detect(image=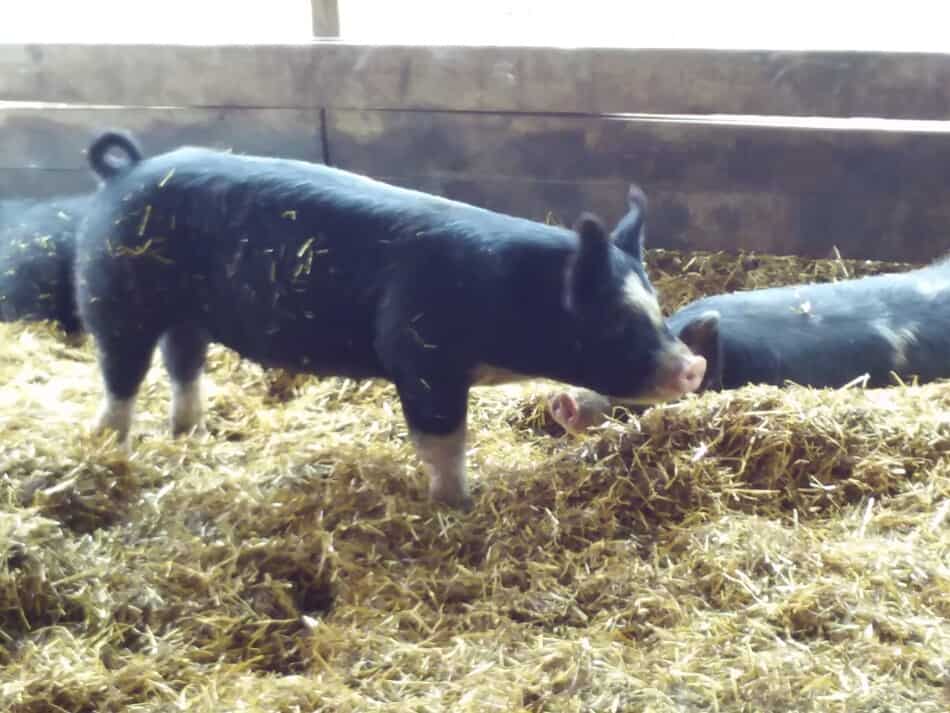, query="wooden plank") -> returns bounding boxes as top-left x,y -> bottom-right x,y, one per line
311,0 -> 340,37
327,110 -> 950,188
352,174 -> 811,256
327,110 -> 950,263
0,106 -> 323,171
0,44 -> 317,108
0,168 -> 93,199
4,43 -> 950,118
347,173 -> 949,264
315,47 -> 950,119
